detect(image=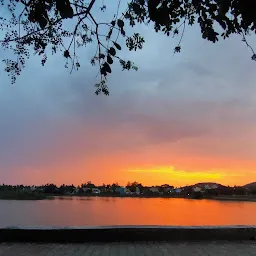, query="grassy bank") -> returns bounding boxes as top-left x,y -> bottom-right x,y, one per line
0,191 -> 51,200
